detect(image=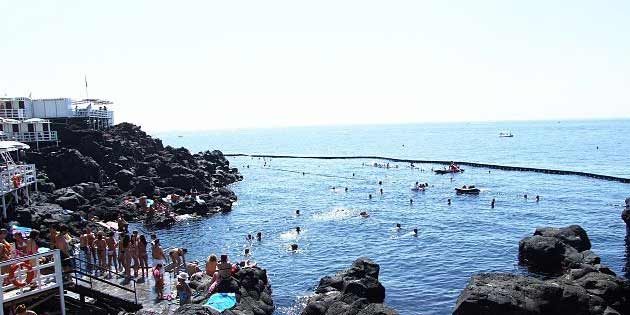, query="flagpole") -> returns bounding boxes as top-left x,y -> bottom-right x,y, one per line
84,75 -> 89,99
